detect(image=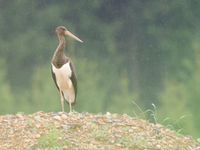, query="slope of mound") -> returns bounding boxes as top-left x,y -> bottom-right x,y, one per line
0,111 -> 199,150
